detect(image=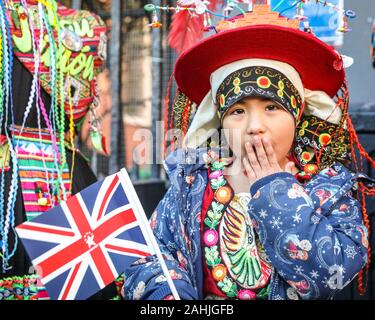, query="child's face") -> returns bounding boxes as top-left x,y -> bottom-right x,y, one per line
222,97 -> 295,166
